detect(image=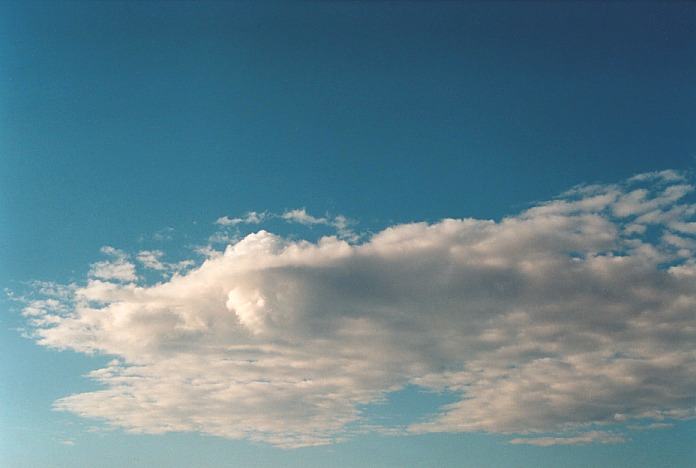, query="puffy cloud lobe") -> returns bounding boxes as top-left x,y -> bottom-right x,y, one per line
24,172 -> 696,447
